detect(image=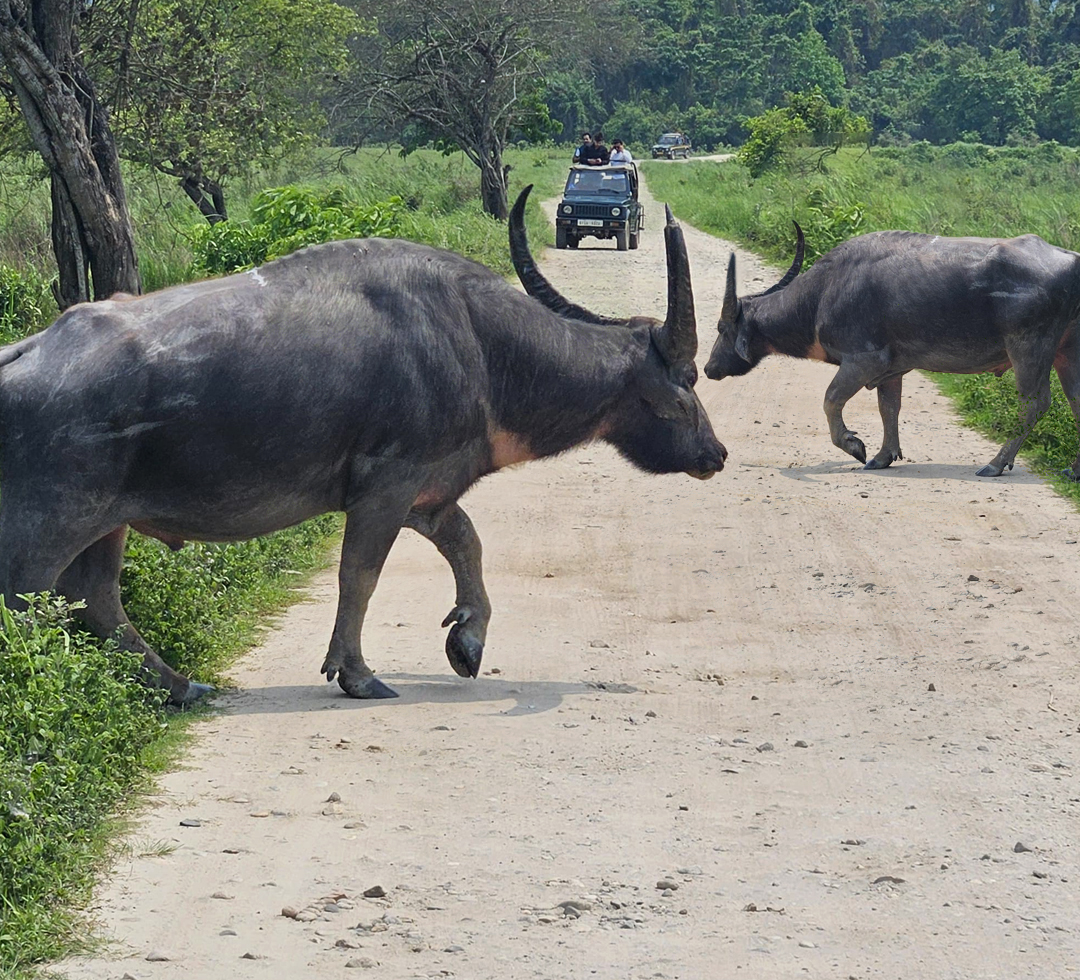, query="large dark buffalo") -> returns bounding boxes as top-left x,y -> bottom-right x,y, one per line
704,227 -> 1080,477
0,186 -> 725,703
